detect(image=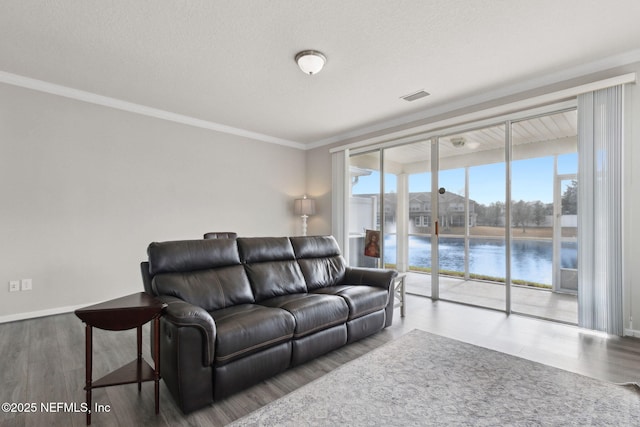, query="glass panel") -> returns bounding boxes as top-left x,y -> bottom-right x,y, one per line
510,155 -> 554,288
469,162 -> 506,285
438,167 -> 466,276
559,177 -> 578,292
510,110 -> 578,324
438,125 -> 506,310
349,151 -> 381,268
408,171 -> 432,297
383,141 -> 432,297
383,171 -> 397,270
558,154 -> 578,293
